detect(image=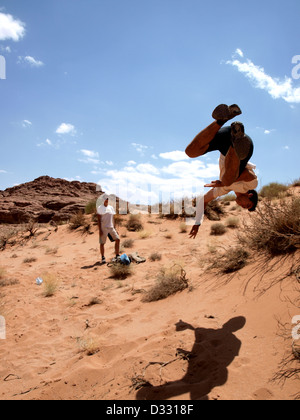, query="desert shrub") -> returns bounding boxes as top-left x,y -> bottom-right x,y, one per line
210,223 -> 227,236
85,199 -> 97,215
238,198 -> 300,256
139,230 -> 152,239
149,252 -> 162,261
205,200 -> 225,221
291,178 -> 300,187
109,262 -> 133,280
225,217 -> 240,229
78,337 -> 100,356
210,247 -> 249,273
179,222 -> 188,233
69,211 -> 86,230
143,264 -> 188,302
23,257 -> 37,264
122,238 -> 134,249
126,214 -> 143,232
259,182 -> 288,199
43,273 -> 59,297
